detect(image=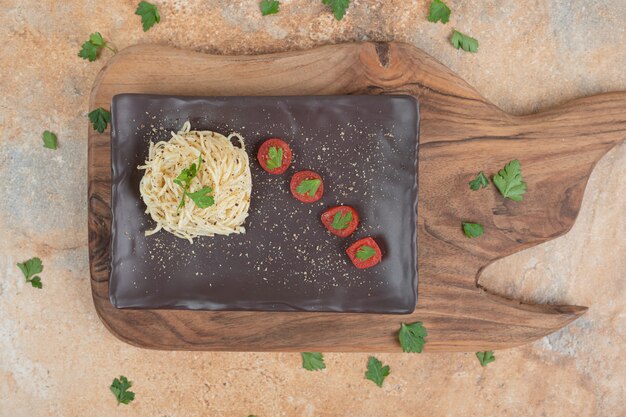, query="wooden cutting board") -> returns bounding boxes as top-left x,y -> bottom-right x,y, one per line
88,42 -> 626,352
